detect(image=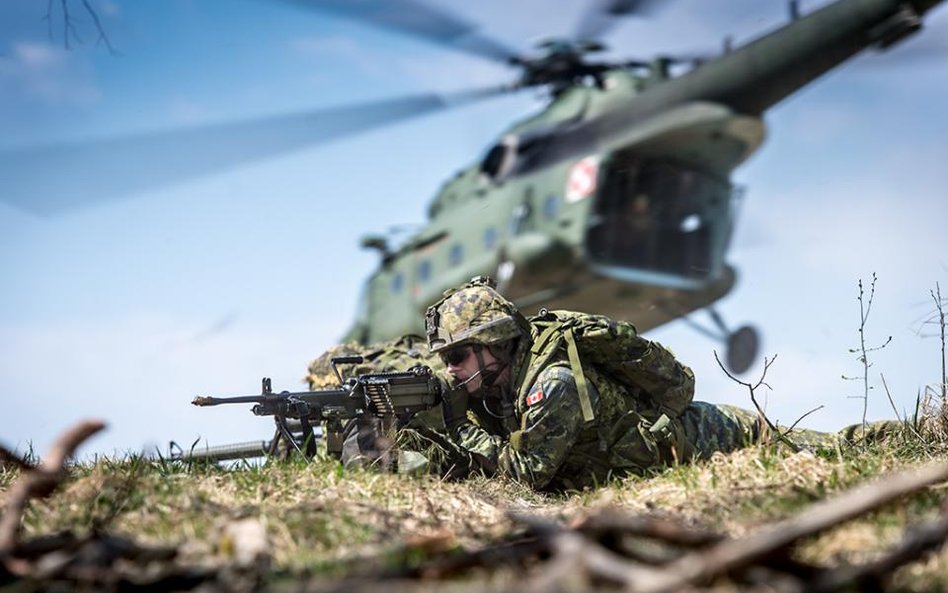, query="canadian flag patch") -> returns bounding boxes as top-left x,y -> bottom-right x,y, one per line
526,388 -> 544,407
